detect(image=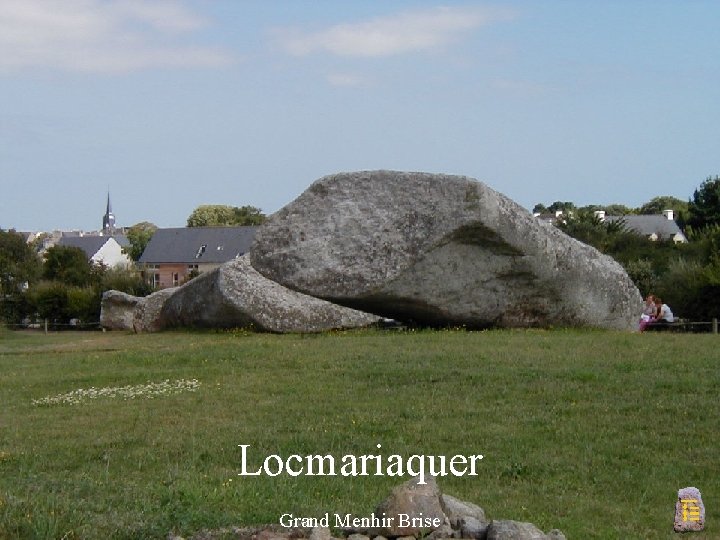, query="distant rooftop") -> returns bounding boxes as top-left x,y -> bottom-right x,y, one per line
138,226 -> 258,264
57,235 -> 129,258
605,214 -> 686,242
